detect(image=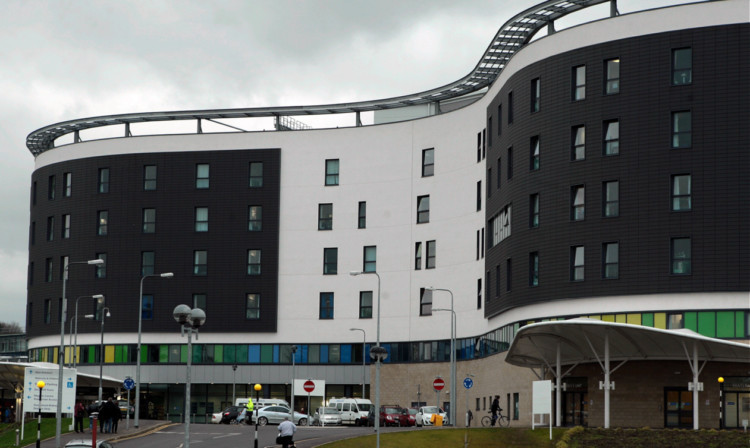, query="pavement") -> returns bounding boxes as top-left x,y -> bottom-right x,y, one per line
26,419 -> 174,448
